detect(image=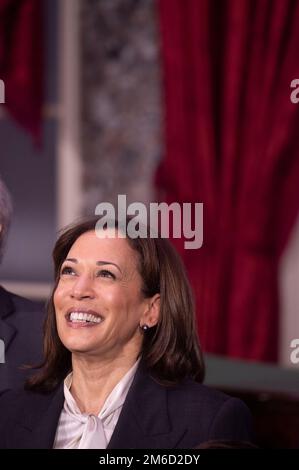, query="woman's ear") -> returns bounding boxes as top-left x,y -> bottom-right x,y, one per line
141,294 -> 160,328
